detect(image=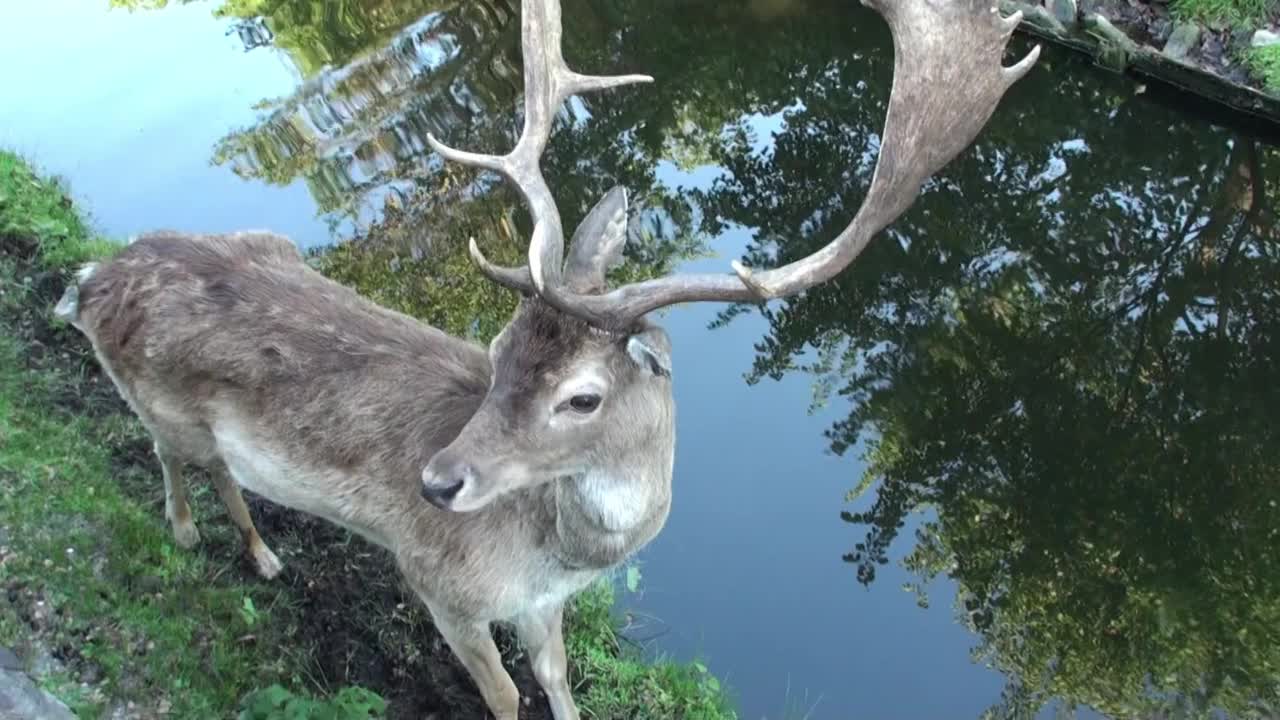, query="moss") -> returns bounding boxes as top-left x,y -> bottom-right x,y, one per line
0,149 -> 737,718
1169,0 -> 1273,26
